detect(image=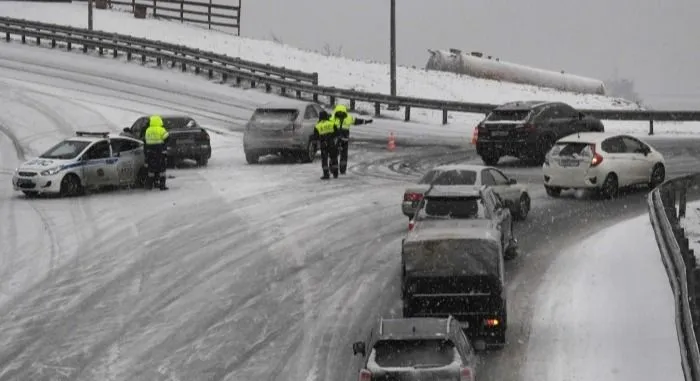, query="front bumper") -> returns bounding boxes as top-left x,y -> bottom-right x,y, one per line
12,172 -> 63,194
